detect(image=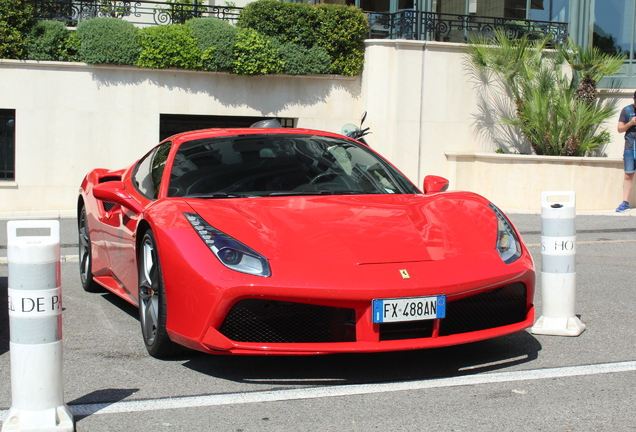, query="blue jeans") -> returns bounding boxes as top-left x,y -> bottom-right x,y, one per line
624,147 -> 635,174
